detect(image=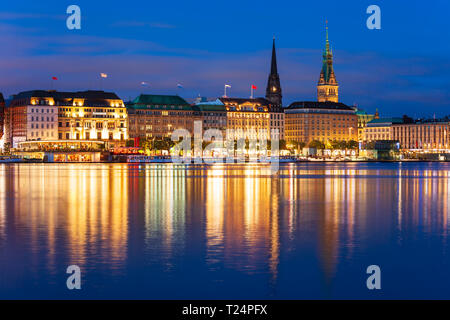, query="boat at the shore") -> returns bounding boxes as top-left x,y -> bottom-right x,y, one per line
0,155 -> 26,163
126,155 -> 172,163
